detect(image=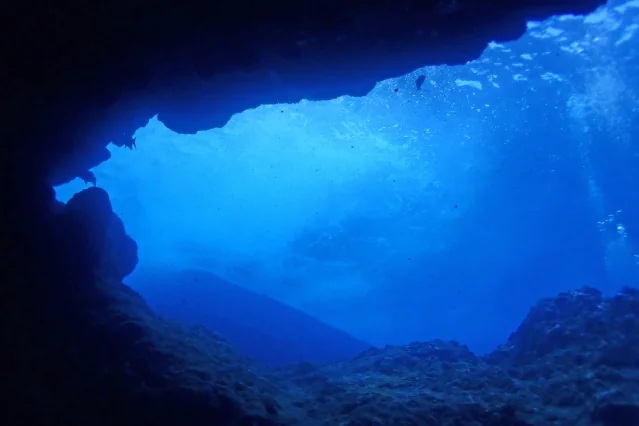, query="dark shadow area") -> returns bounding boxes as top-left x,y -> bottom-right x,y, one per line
6,0 -> 636,425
